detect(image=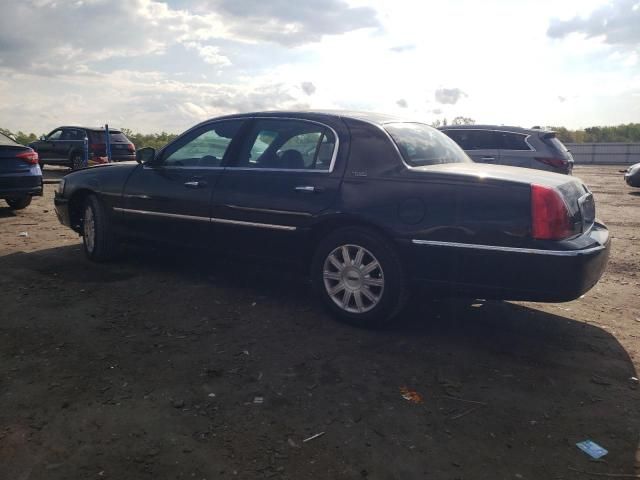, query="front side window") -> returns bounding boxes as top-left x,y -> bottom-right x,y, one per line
384,123 -> 470,167
61,129 -> 82,141
163,120 -> 243,167
236,119 -> 336,170
498,132 -> 530,150
47,130 -> 63,141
